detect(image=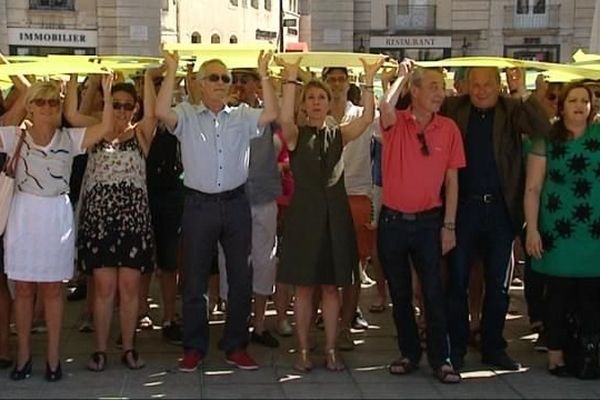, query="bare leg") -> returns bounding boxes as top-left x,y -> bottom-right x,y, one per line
294,286 -> 315,351
321,285 -> 344,370
0,274 -> 11,361
13,281 -> 35,368
253,294 -> 268,333
274,283 -> 290,323
118,268 -> 141,352
92,268 -> 117,352
370,235 -> 387,308
39,282 -> 64,368
159,270 -> 177,323
138,272 -> 152,318
339,280 -> 360,329
548,349 -> 565,368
